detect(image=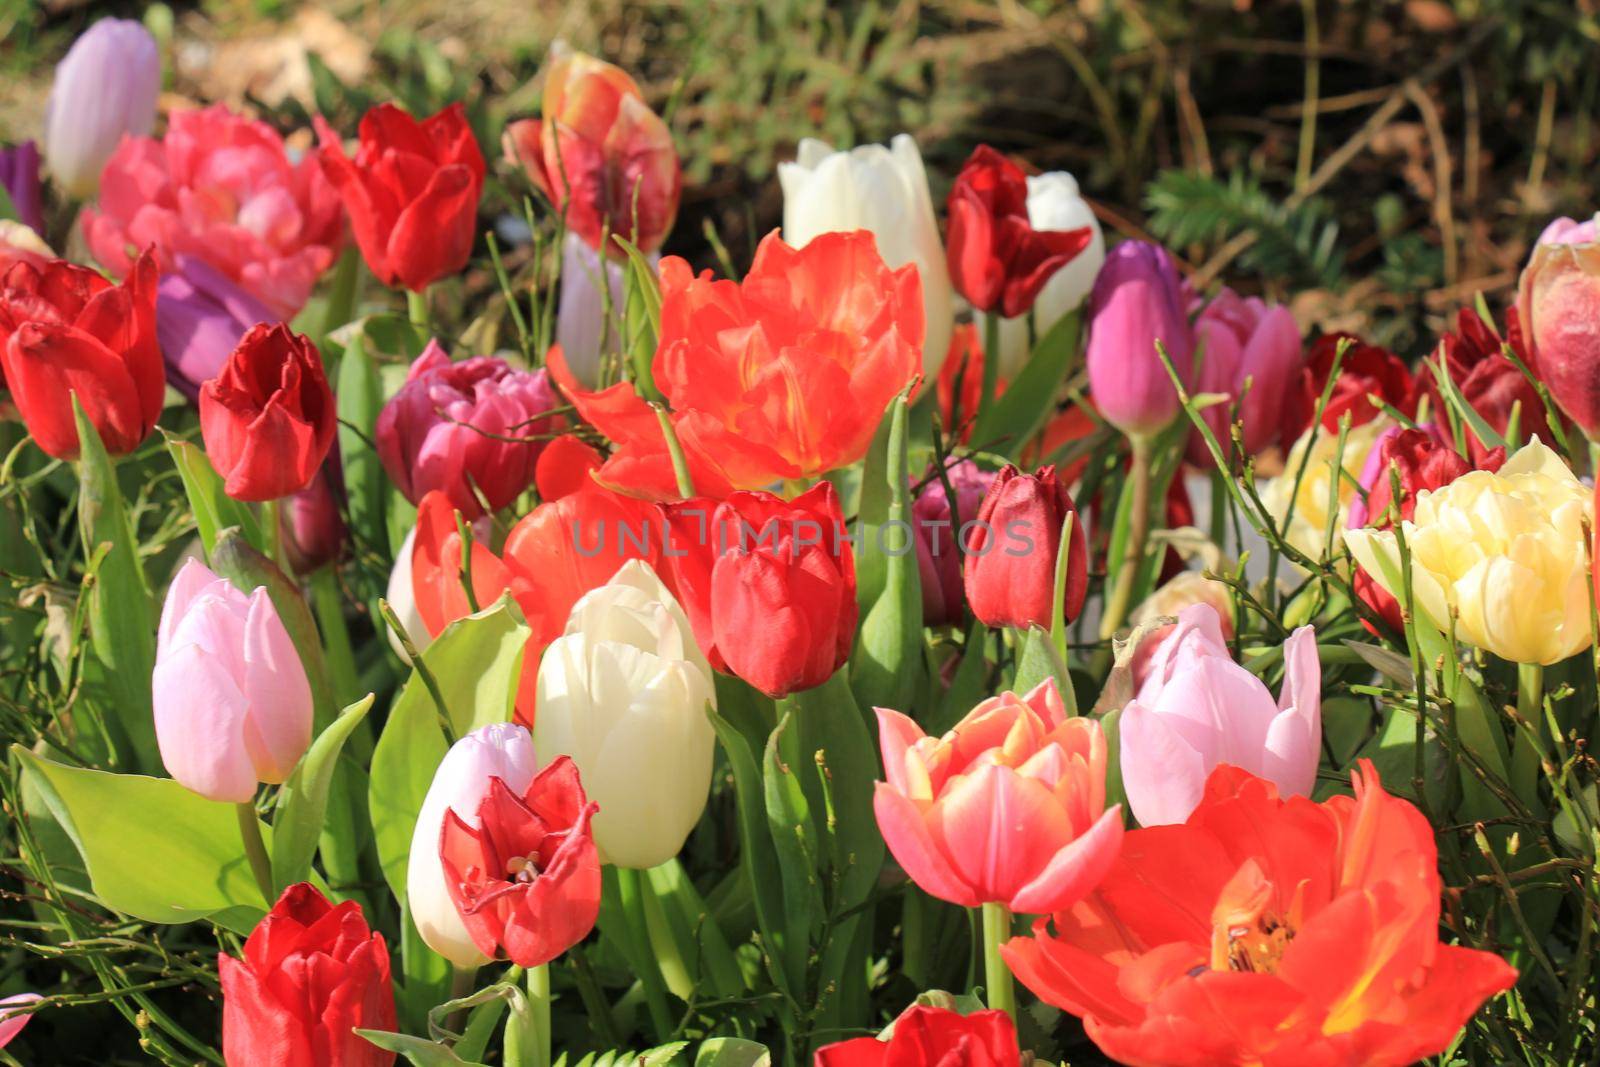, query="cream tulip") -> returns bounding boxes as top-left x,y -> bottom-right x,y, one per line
779,134 -> 953,376
1259,417 -> 1388,565
975,171 -> 1107,378
1344,439 -> 1593,665
534,560 -> 715,869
